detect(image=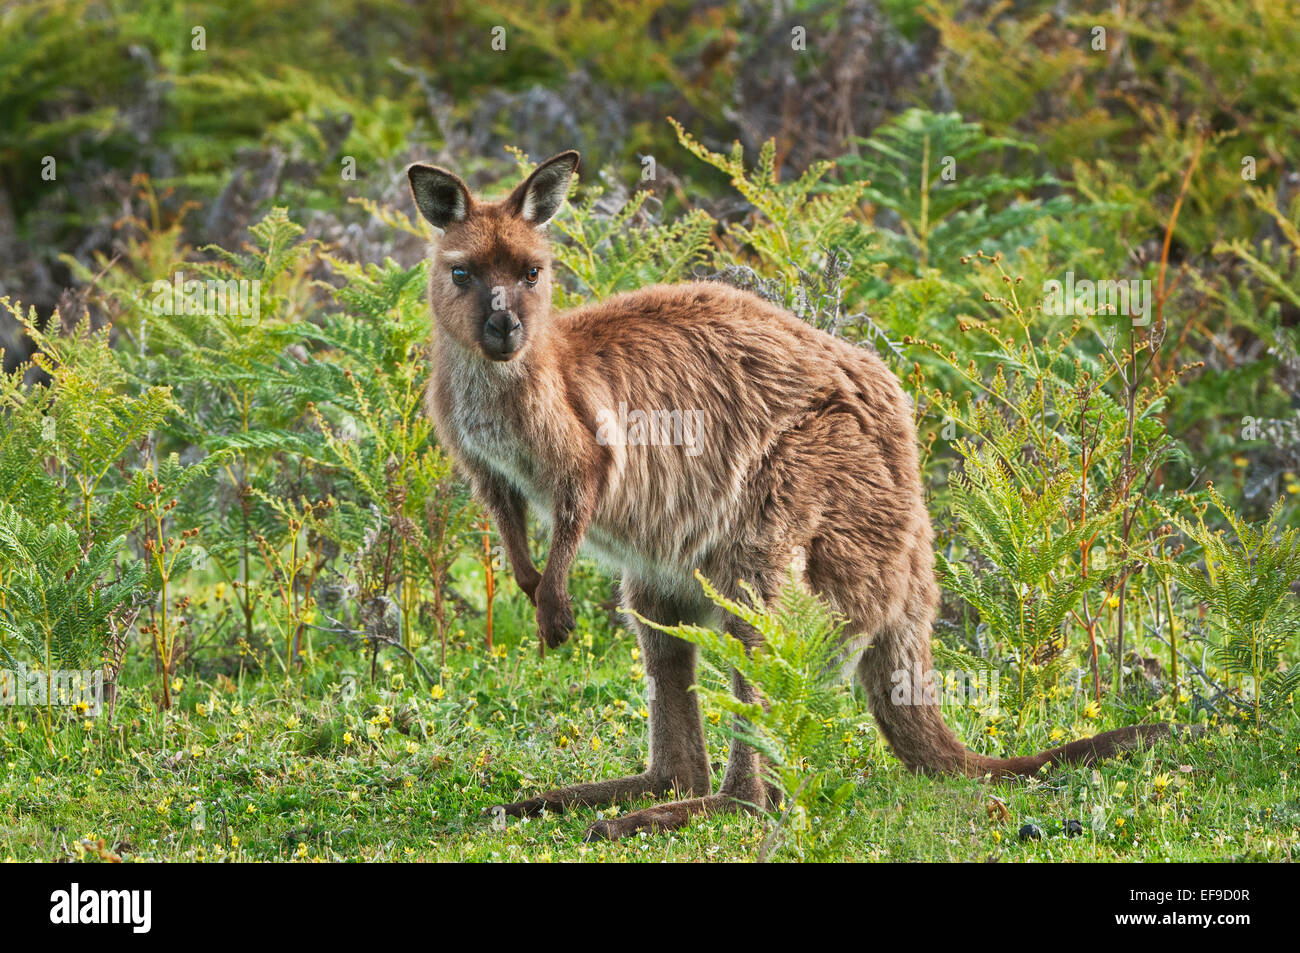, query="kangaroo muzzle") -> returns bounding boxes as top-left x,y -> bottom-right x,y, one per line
482,310 -> 524,360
